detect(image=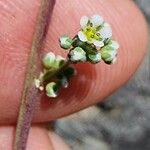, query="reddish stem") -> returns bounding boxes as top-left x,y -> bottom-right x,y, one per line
14,0 -> 55,149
